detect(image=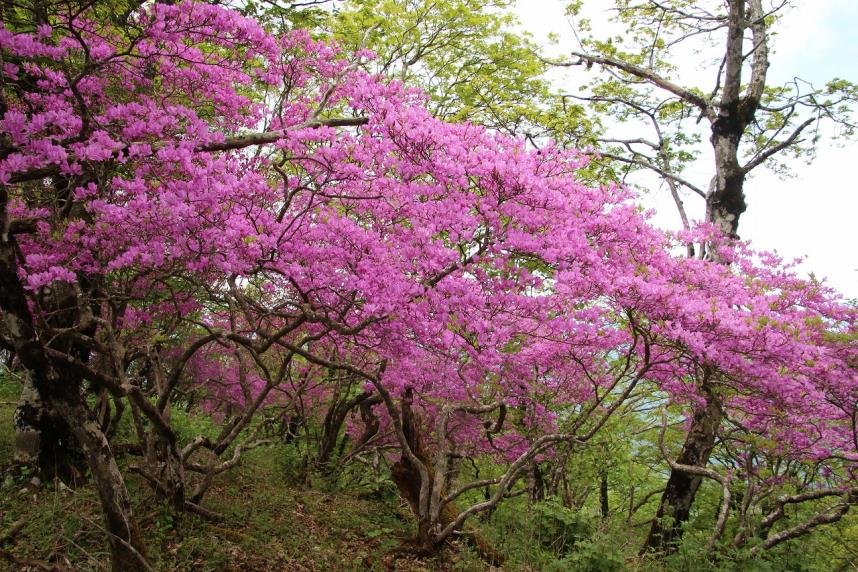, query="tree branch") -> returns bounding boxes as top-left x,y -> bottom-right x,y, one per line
596,151 -> 706,198
547,52 -> 713,117
741,116 -> 815,173
200,117 -> 368,152
658,409 -> 731,552
752,490 -> 855,554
